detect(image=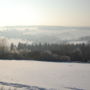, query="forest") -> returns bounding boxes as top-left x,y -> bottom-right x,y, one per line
0,38 -> 90,62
